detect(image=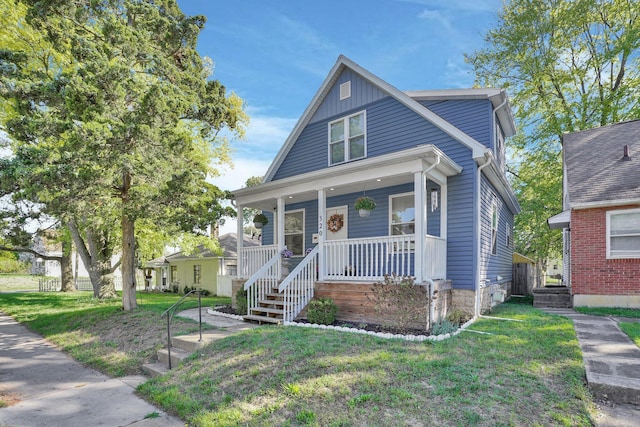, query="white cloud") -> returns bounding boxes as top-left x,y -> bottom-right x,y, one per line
418,9 -> 452,30
399,0 -> 500,13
